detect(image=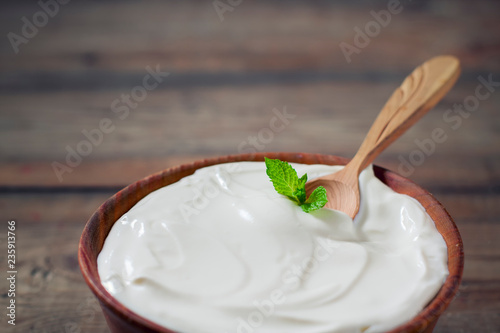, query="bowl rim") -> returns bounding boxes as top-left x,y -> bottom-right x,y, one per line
78,152 -> 464,333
